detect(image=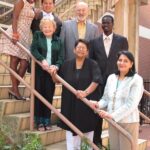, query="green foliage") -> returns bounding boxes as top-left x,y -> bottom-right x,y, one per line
21,134 -> 44,150
80,137 -> 91,150
0,130 -> 44,150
